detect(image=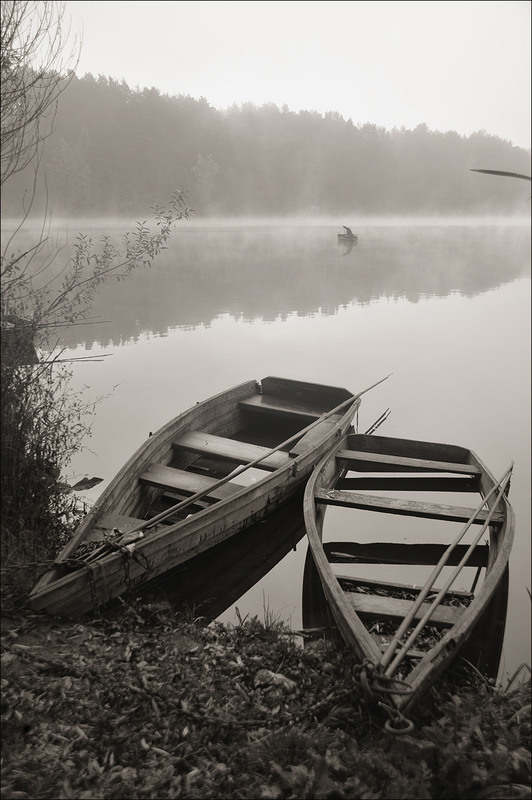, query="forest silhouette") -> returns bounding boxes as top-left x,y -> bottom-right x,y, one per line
2,74 -> 530,219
